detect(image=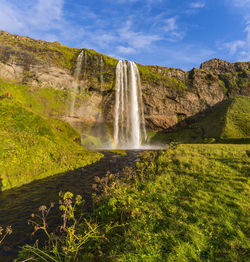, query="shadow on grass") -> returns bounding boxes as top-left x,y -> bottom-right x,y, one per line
150,98 -> 250,144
